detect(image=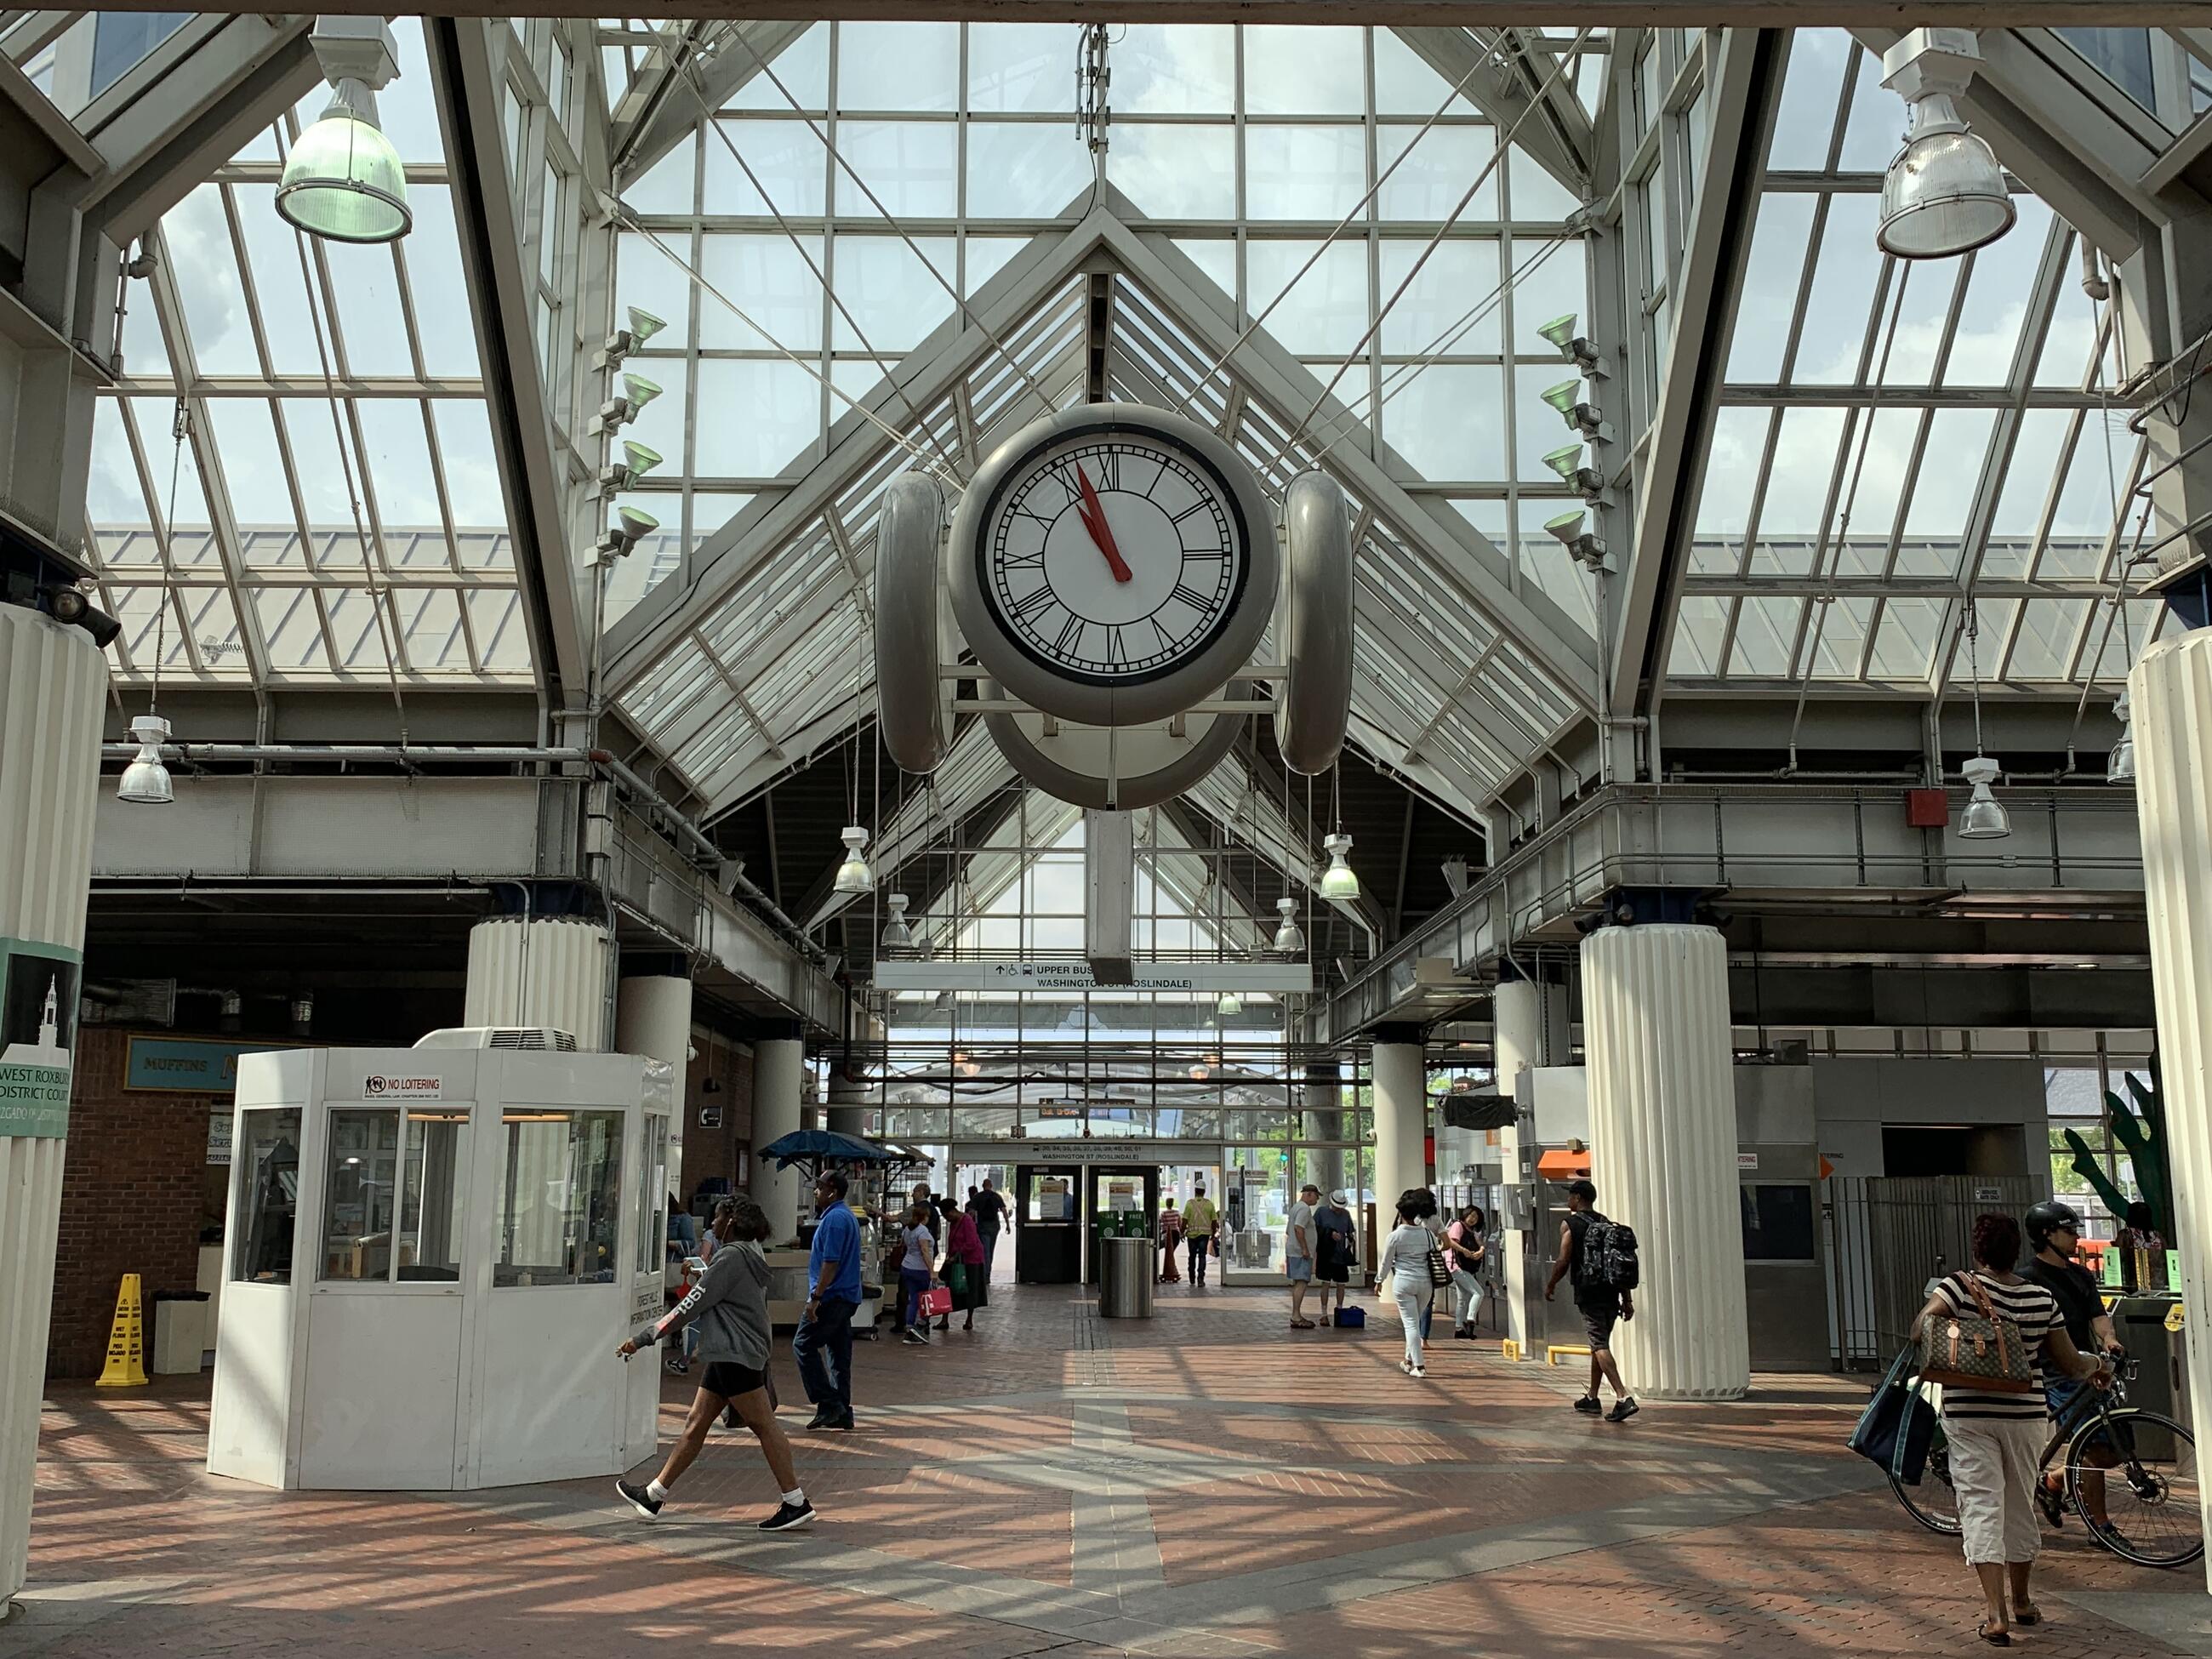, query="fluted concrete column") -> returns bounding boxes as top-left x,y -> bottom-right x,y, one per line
1493,974 -> 1567,1354
750,1037 -> 806,1245
615,974 -> 692,1195
465,915 -> 613,1049
1495,976 -> 1570,1095
1371,1034 -> 1428,1211
826,1072 -> 869,1138
1582,923 -> 1747,1401
0,605 -> 106,1609
1303,1061 -> 1346,1198
2129,627 -> 2212,1589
